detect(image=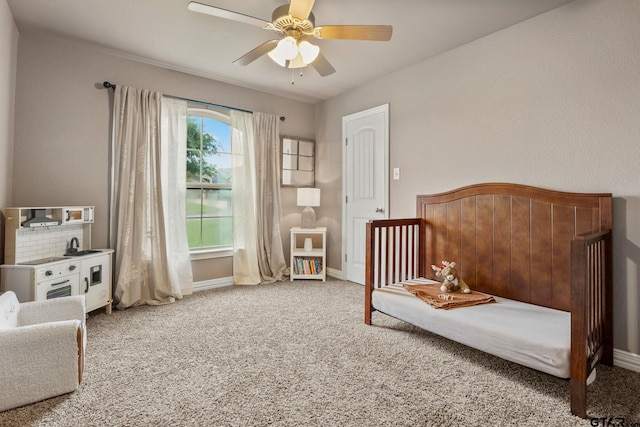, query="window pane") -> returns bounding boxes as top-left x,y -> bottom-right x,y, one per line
299,140 -> 314,156
187,117 -> 203,150
186,150 -> 202,183
283,138 -> 297,155
283,154 -> 297,170
202,217 -> 233,247
202,189 -> 232,216
203,117 -> 231,153
203,152 -> 232,184
298,156 -> 314,171
186,189 -> 203,216
186,218 -> 202,248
